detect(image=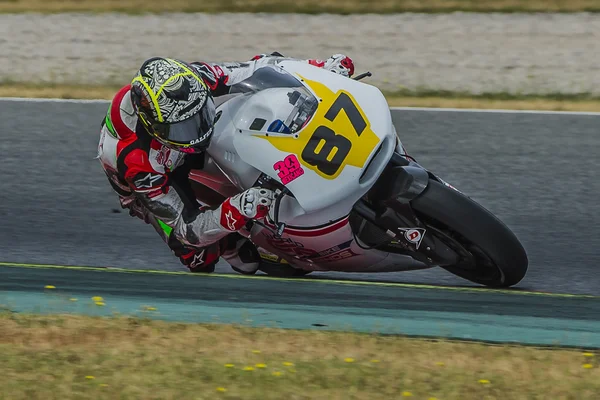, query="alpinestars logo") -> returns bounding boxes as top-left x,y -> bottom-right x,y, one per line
134,173 -> 164,189
189,250 -> 205,269
225,210 -> 237,231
